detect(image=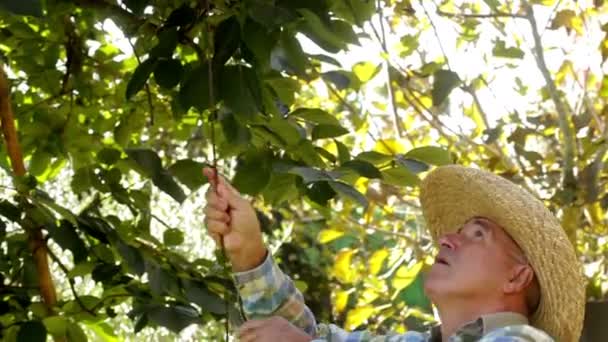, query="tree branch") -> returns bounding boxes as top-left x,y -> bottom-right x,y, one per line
0,65 -> 59,319
524,3 -> 576,189
372,0 -> 406,139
